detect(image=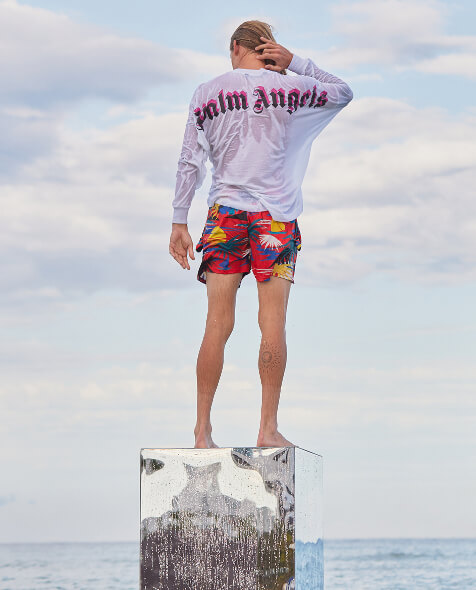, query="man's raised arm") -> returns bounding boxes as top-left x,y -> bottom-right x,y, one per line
287,53 -> 353,107
255,36 -> 353,107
